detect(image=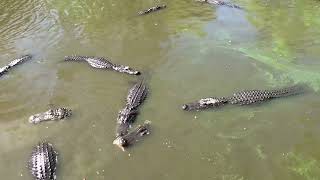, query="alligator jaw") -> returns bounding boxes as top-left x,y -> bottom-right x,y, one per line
112,65 -> 140,75
113,137 -> 126,151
